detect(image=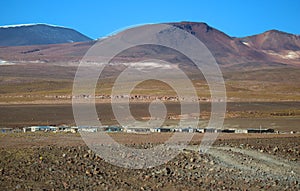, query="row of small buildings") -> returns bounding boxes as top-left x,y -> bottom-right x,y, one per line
124,127 -> 275,134
22,126 -> 79,133
10,126 -> 276,134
